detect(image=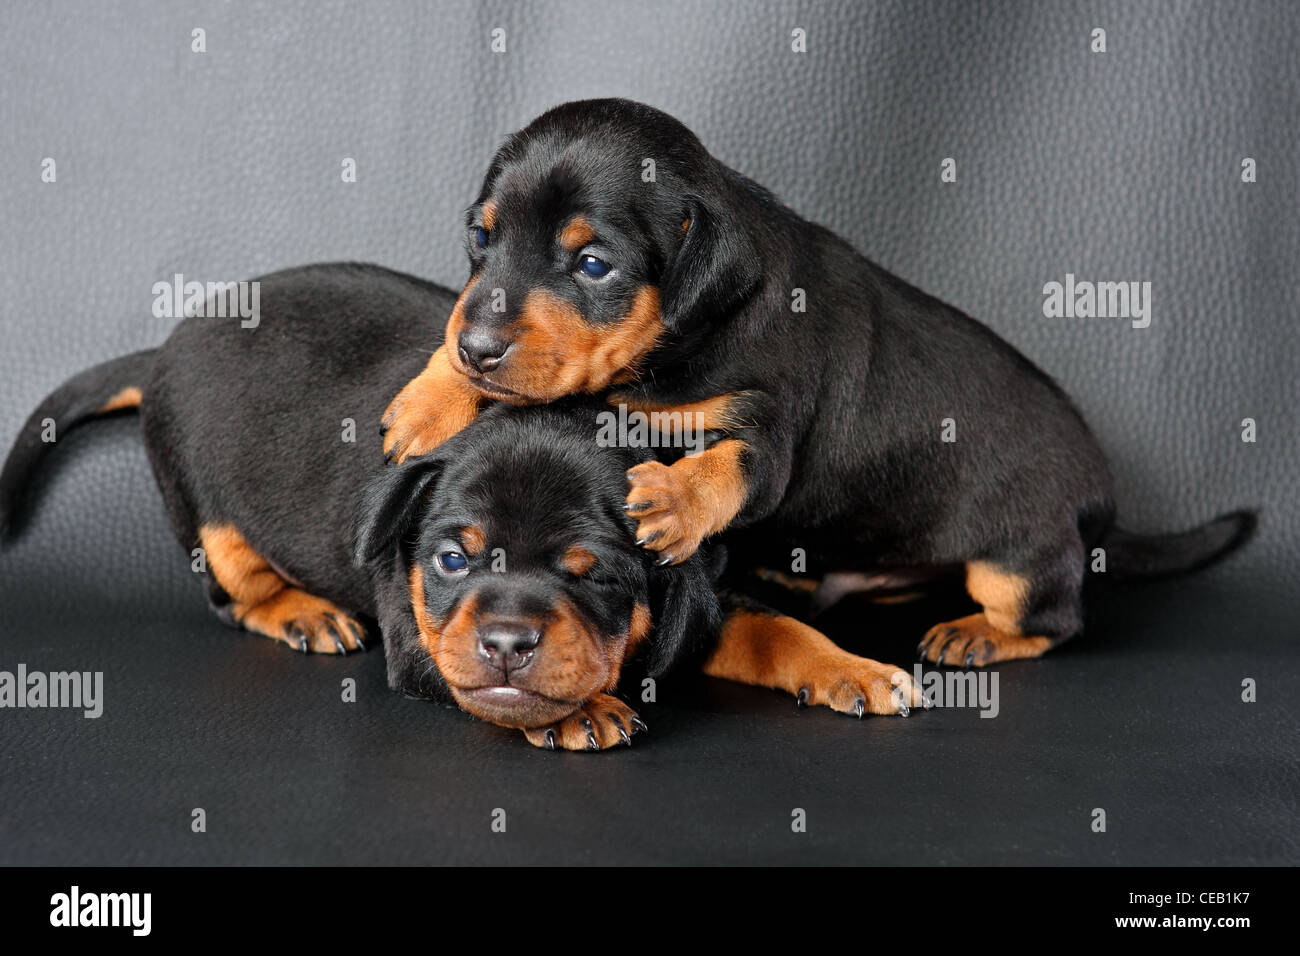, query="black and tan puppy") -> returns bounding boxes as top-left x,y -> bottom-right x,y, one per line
1,263 -> 927,745
0,264 -> 732,749
382,98 -> 1255,692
